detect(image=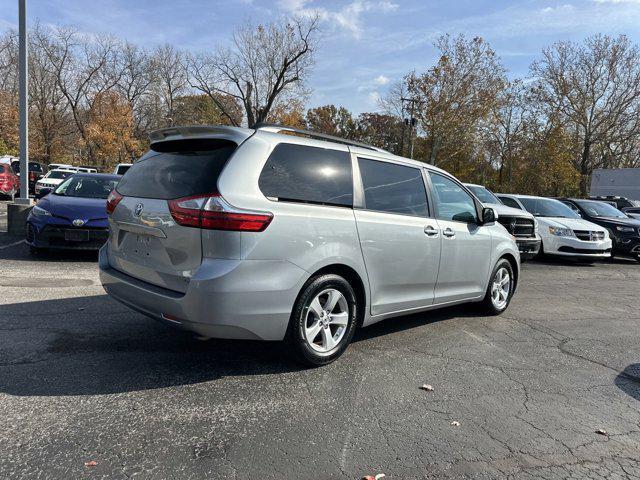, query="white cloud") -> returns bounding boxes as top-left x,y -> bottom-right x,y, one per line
278,0 -> 399,38
373,74 -> 390,85
367,90 -> 381,105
